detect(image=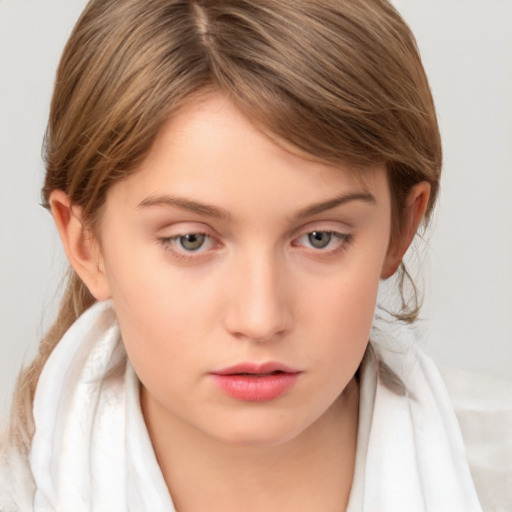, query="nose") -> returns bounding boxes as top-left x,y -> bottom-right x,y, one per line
223,251 -> 292,343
